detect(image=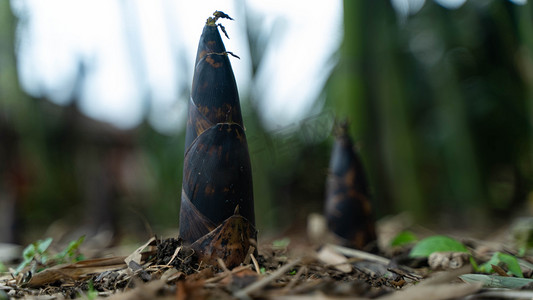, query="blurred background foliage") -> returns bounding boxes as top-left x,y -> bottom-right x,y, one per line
1,0 -> 532,246
328,0 -> 533,228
